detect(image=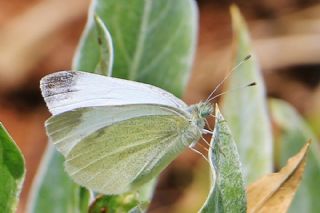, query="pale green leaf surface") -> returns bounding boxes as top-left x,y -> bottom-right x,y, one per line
70,1 -> 198,211
39,1 -> 197,211
73,0 -> 198,97
221,5 -> 273,183
88,194 -> 139,213
89,179 -> 155,213
270,99 -> 320,213
28,5 -> 114,212
26,144 -> 90,213
200,105 -> 246,213
0,123 -> 25,213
